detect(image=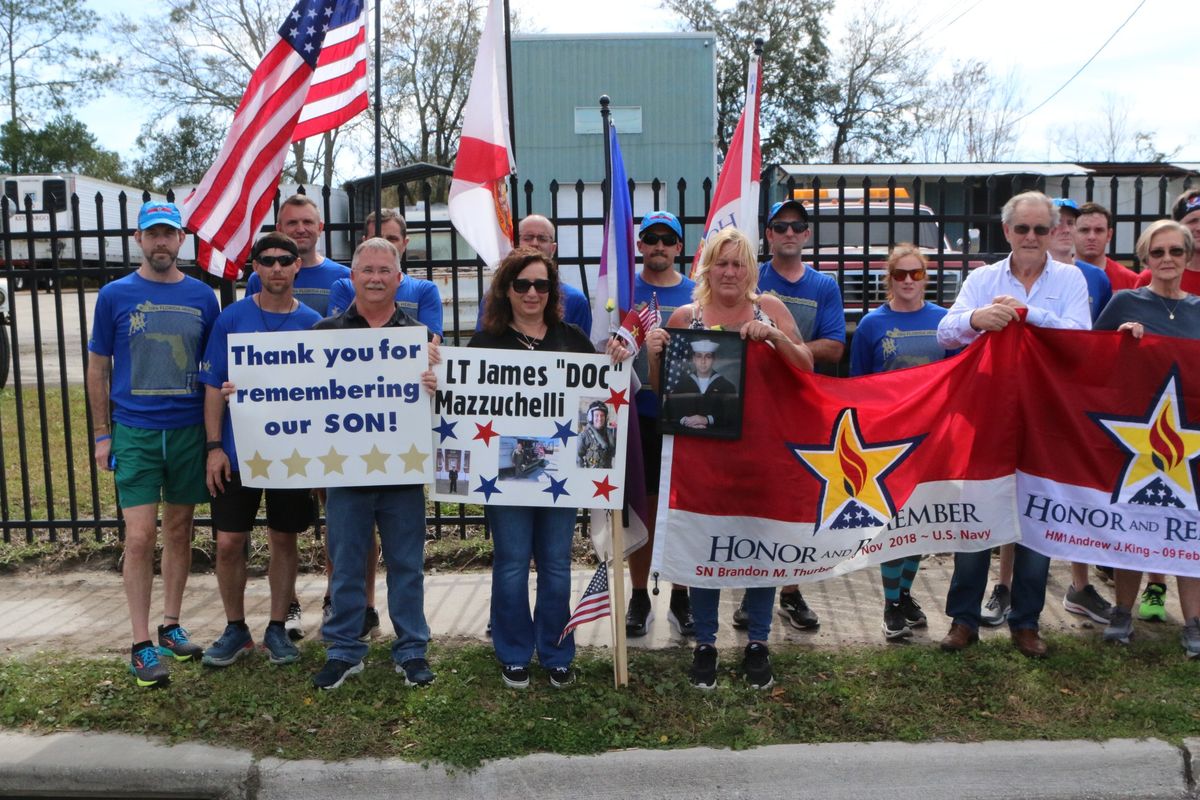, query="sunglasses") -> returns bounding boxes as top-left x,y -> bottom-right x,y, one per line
640,232 -> 679,247
890,268 -> 927,282
1011,224 -> 1051,236
511,278 -> 552,294
770,220 -> 809,234
1148,246 -> 1187,259
256,254 -> 297,267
